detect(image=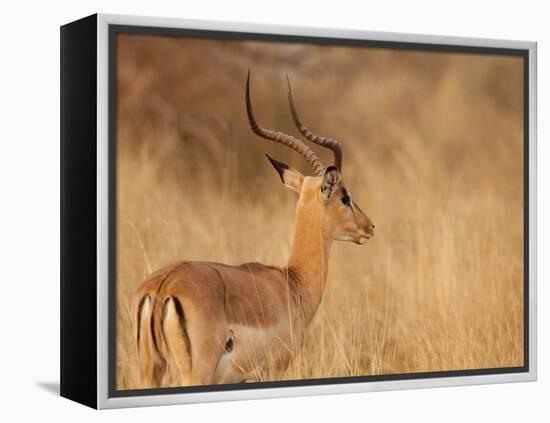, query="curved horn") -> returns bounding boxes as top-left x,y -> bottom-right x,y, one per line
245,70 -> 325,176
287,76 -> 343,172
